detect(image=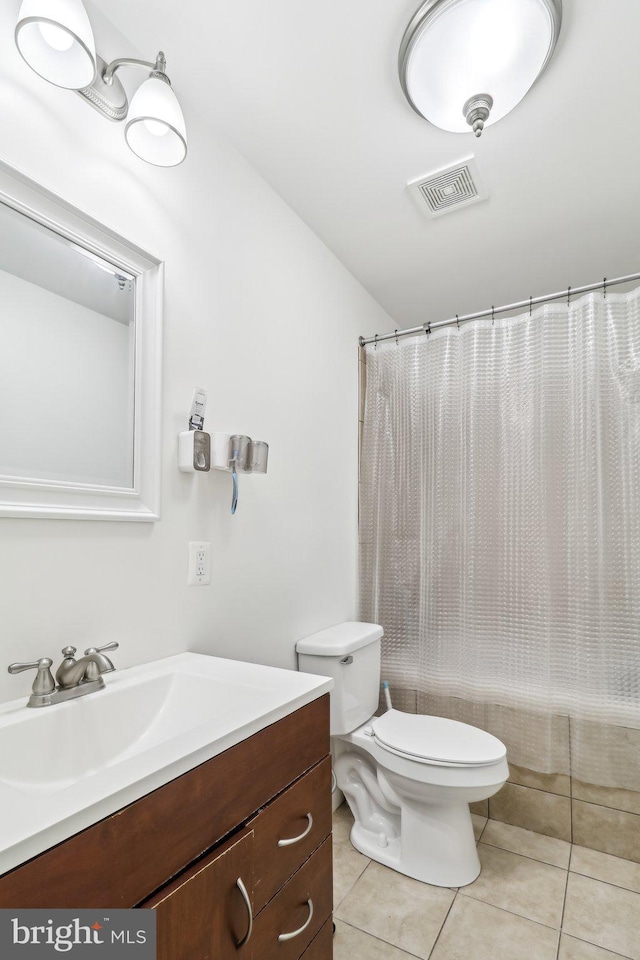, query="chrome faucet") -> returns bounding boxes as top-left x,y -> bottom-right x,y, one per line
8,642 -> 118,708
